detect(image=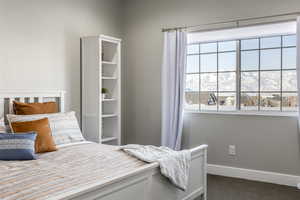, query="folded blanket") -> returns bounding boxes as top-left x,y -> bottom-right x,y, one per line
120,144 -> 191,191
